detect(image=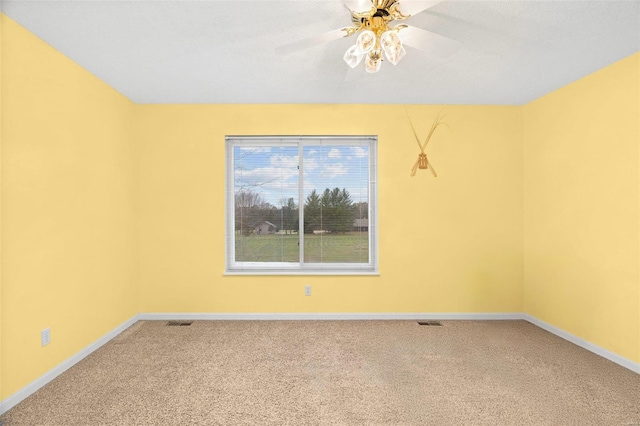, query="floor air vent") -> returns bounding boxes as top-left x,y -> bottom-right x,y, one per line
418,321 -> 443,326
166,320 -> 193,326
